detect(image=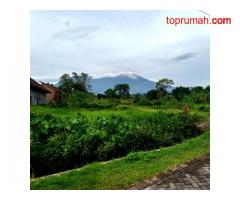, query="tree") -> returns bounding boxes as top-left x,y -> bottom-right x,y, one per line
156,78 -> 174,90
97,94 -> 106,99
205,85 -> 210,103
172,86 -> 191,101
58,72 -> 91,94
205,85 -> 210,93
186,86 -> 209,104
132,94 -> 152,105
80,72 -> 92,92
114,84 -> 130,98
104,89 -> 116,98
71,72 -> 91,93
59,73 -> 73,93
191,86 -> 204,93
146,89 -> 158,100
156,78 -> 174,98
